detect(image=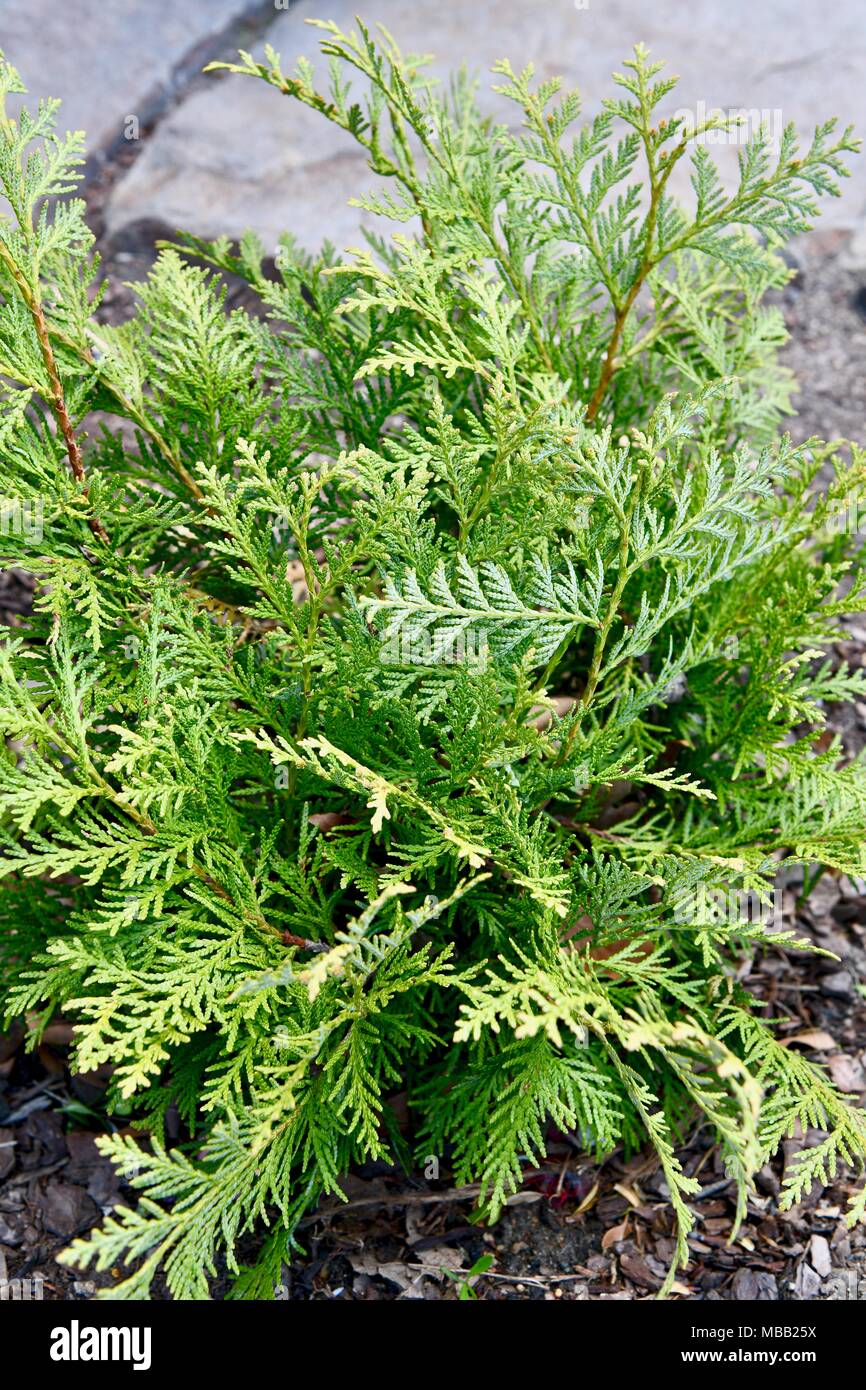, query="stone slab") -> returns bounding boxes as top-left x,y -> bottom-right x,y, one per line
101,0 -> 866,257
1,0 -> 249,153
